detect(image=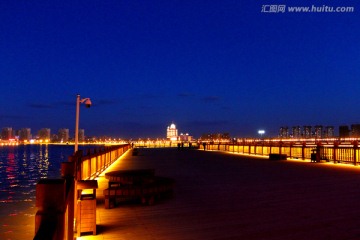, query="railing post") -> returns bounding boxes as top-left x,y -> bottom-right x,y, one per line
316,142 -> 322,162
61,162 -> 75,240
35,179 -> 66,240
302,142 -> 306,160
333,141 -> 338,164
279,141 -> 283,155
69,150 -> 82,236
71,150 -> 83,181
353,141 -> 358,166
86,149 -> 91,179
242,140 -> 245,154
